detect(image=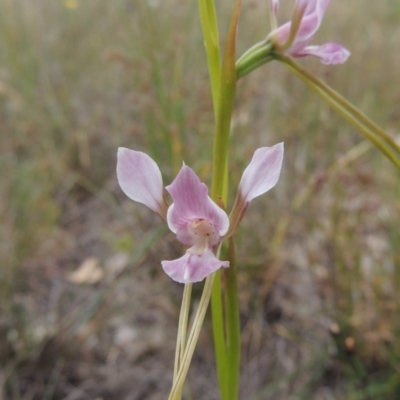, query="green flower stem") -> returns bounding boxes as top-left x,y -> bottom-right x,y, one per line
211,270 -> 229,399
210,2 -> 239,199
275,54 -> 400,169
179,284 -> 192,366
168,274 -> 215,400
237,55 -> 274,81
223,238 -> 240,400
210,1 -> 242,399
198,0 -> 221,118
197,2 -> 230,396
173,283 -> 193,385
236,41 -> 267,67
236,41 -> 274,80
198,1 -> 242,399
198,0 -> 228,397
